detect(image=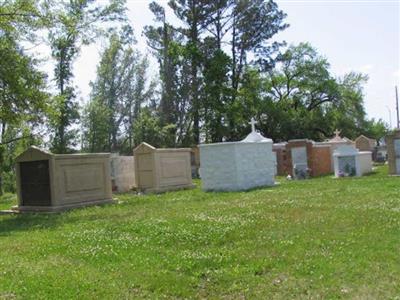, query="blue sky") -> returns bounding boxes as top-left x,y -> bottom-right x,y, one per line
67,0 -> 400,128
